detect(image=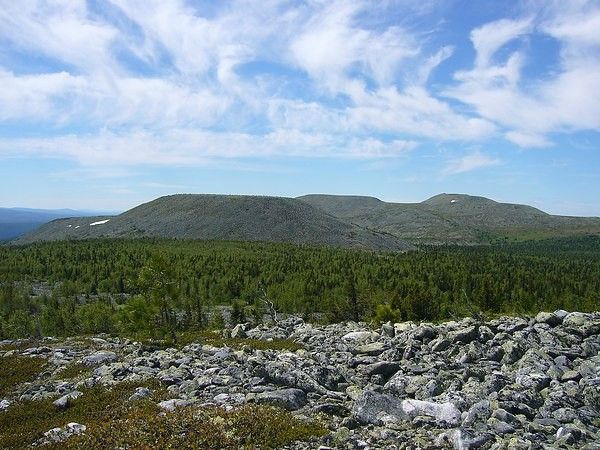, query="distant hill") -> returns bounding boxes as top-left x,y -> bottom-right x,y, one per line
0,207 -> 111,241
13,194 -> 414,251
298,193 -> 600,244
